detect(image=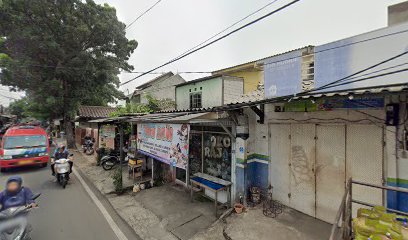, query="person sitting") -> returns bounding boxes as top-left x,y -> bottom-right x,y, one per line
51,144 -> 73,176
0,176 -> 37,211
